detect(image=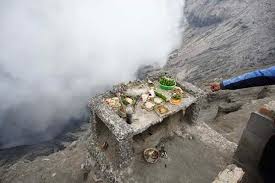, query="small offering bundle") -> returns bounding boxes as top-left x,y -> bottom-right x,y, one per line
159,76 -> 176,90
170,93 -> 183,105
